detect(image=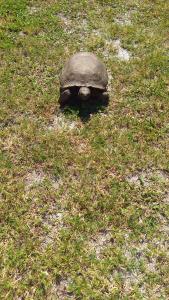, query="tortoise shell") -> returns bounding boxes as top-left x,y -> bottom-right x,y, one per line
60,52 -> 108,90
